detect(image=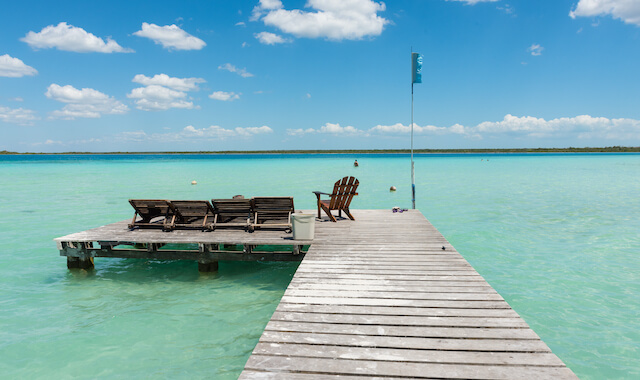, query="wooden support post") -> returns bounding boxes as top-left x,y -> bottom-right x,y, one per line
293,245 -> 301,255
67,256 -> 94,270
198,261 -> 219,272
